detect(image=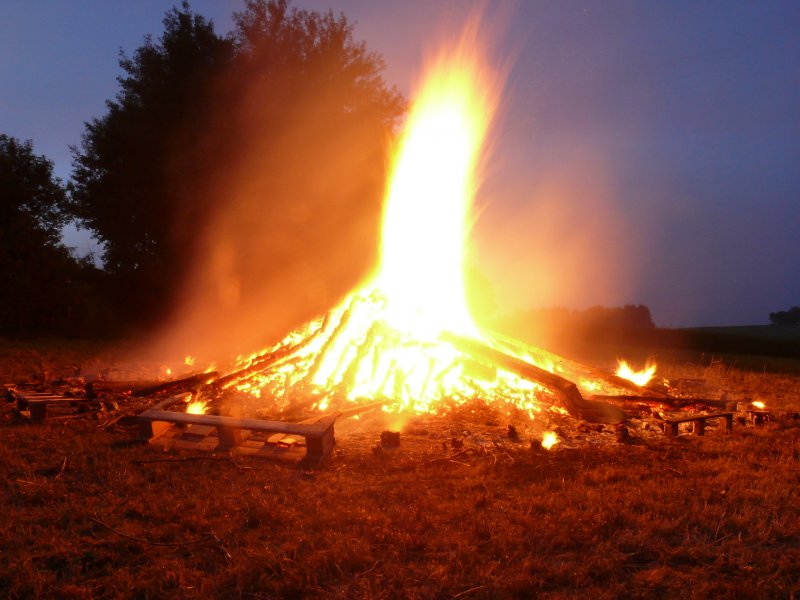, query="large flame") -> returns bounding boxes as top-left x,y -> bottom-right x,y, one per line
376,50 -> 495,338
